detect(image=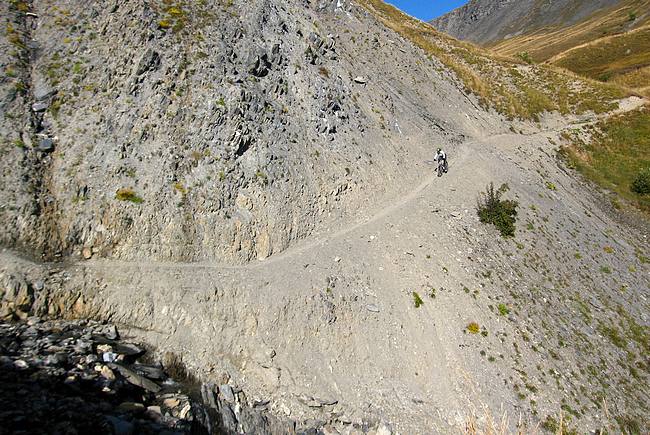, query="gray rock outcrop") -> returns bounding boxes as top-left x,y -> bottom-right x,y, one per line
1,0 -> 475,265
